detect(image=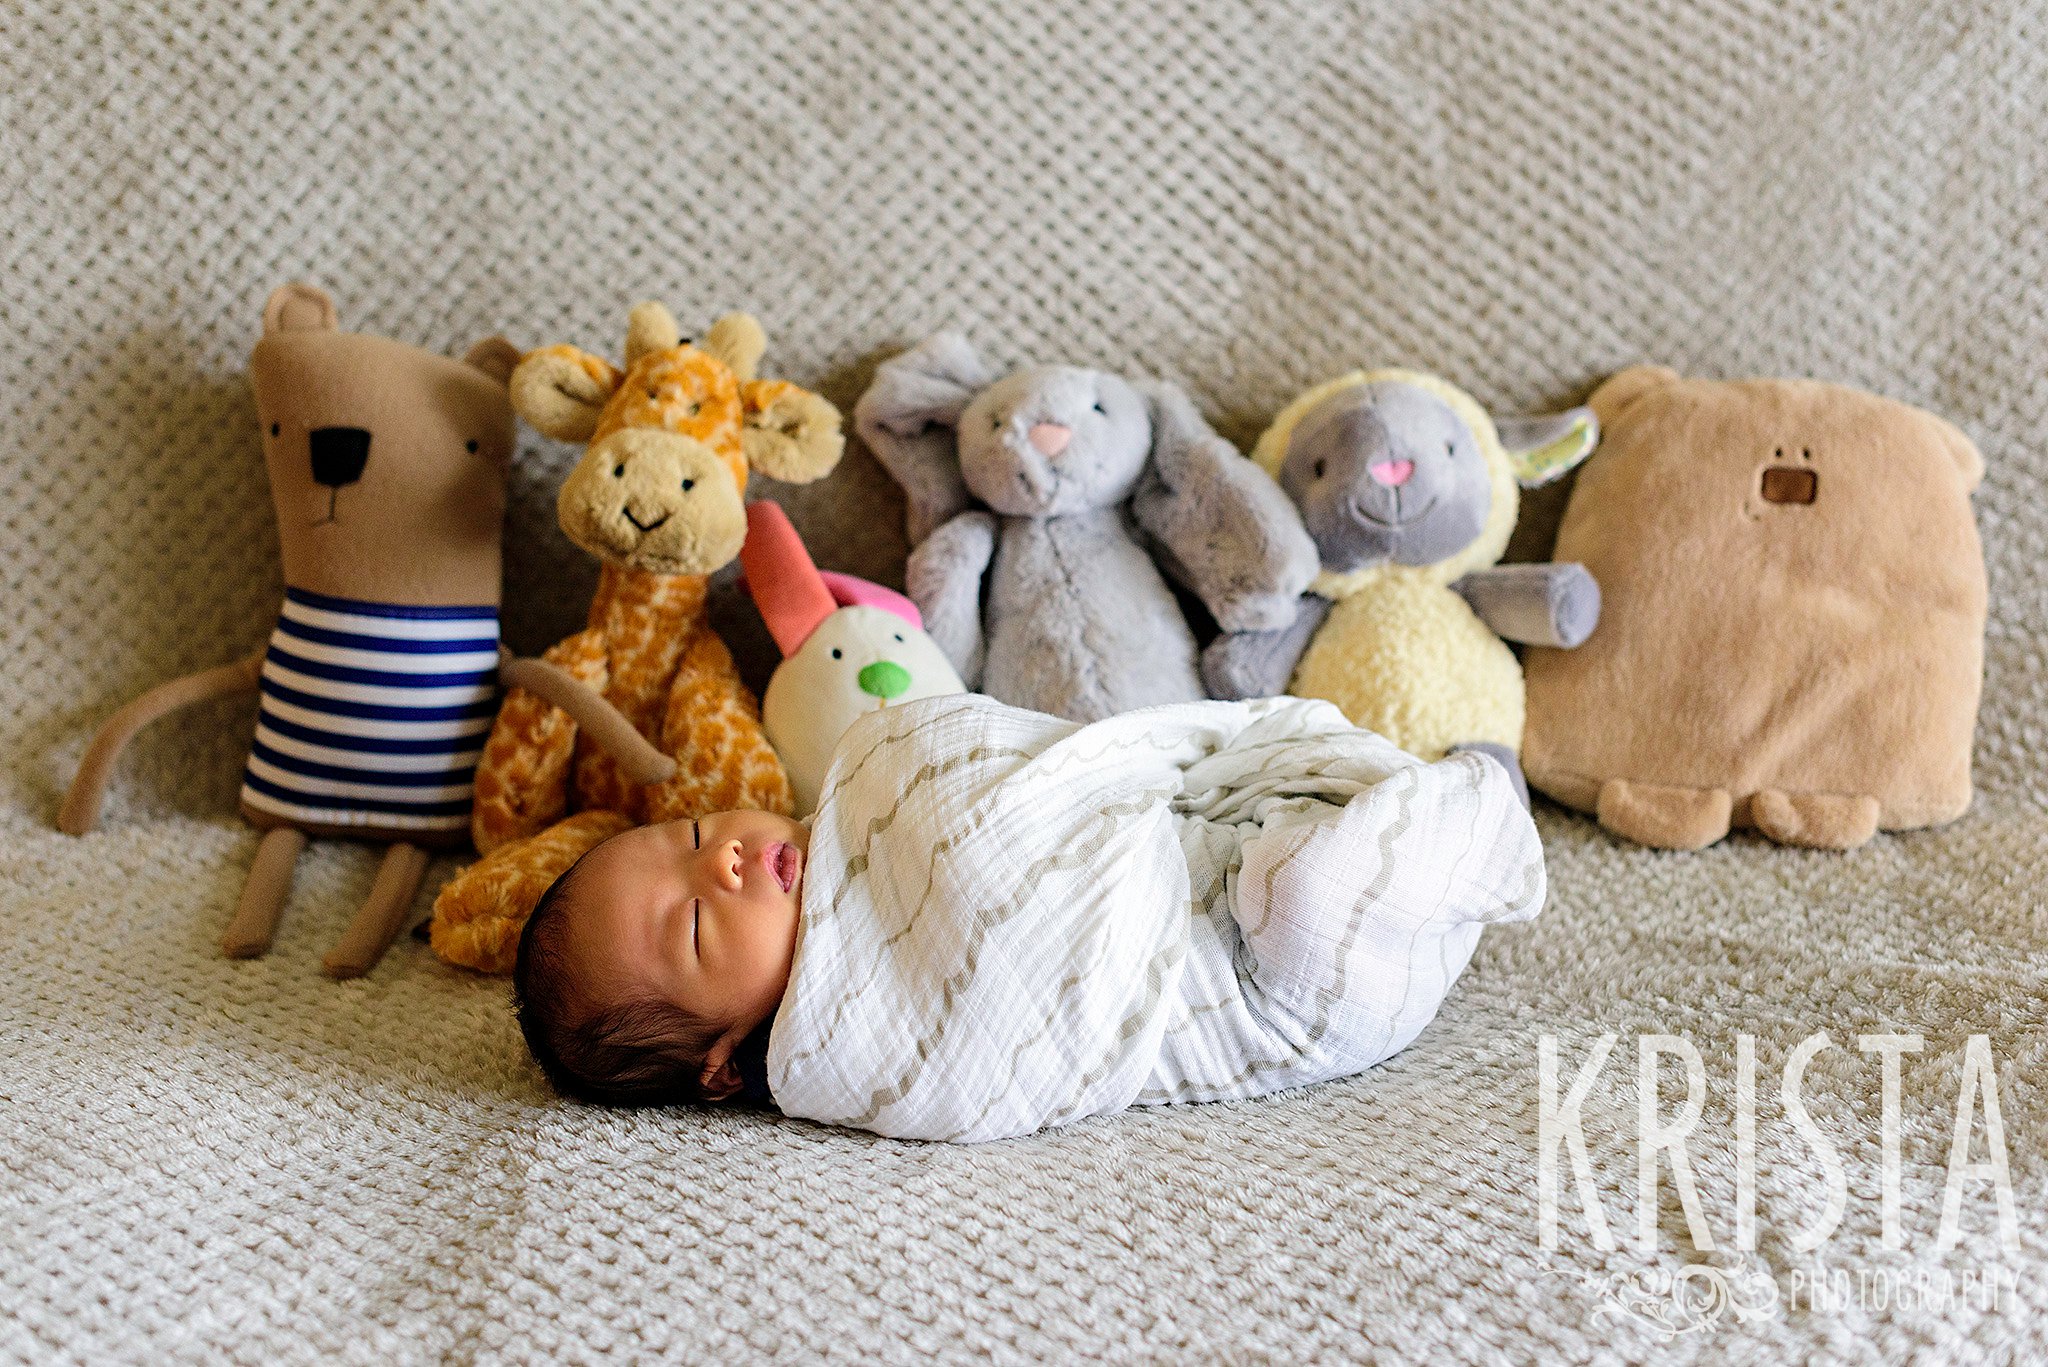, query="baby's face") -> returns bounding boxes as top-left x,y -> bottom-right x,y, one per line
561,810 -> 810,1051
